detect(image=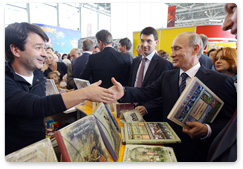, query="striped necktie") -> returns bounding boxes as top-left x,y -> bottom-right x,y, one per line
136,57 -> 147,87
179,72 -> 188,94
